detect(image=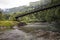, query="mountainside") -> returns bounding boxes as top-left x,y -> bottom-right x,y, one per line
3,6 -> 34,14
2,0 -> 51,14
